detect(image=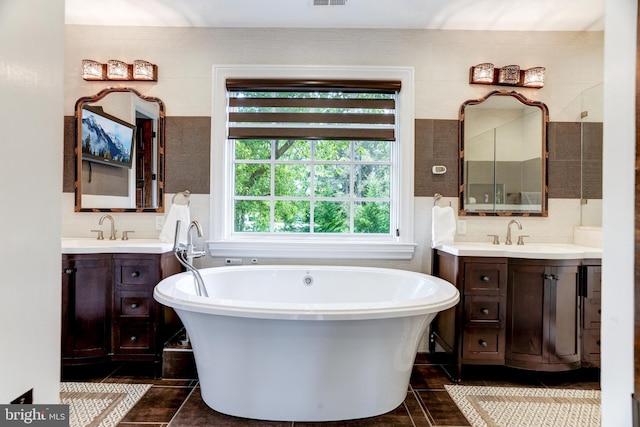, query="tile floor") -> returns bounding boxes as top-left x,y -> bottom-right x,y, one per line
61,353 -> 600,427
